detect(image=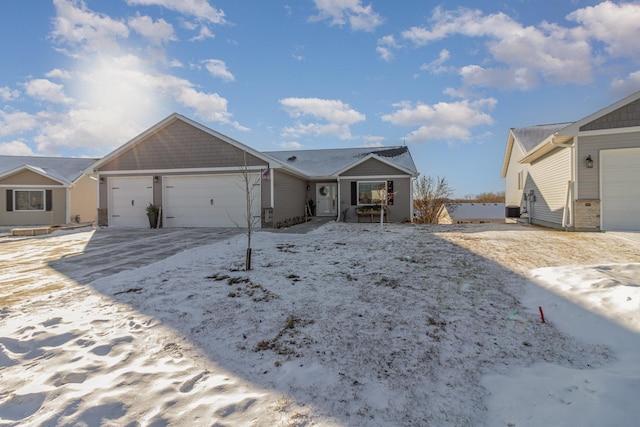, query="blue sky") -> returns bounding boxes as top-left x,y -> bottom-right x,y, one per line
1,0 -> 640,197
